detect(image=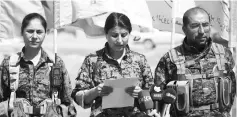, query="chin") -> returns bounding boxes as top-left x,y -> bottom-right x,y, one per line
27,44 -> 41,49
